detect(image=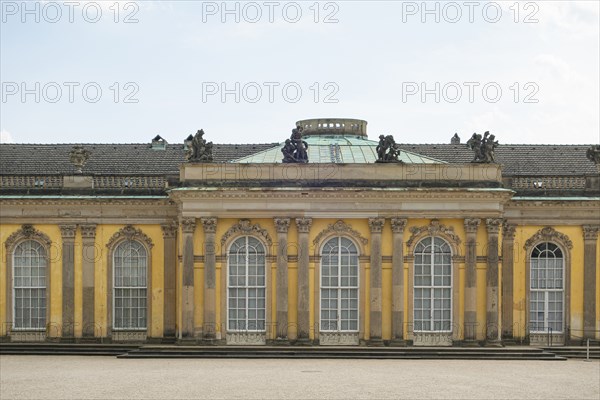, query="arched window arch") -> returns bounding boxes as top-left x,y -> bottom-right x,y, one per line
413,237 -> 452,332
529,242 -> 564,333
13,240 -> 48,330
320,237 -> 359,332
227,236 -> 266,332
113,240 -> 148,330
